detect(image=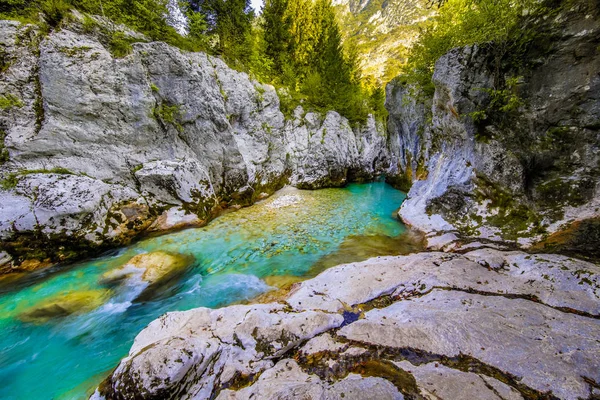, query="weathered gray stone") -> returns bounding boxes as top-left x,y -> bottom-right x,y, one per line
101,303 -> 343,399
393,361 -> 523,400
287,251 -> 600,316
0,16 -> 388,267
339,290 -> 600,400
101,250 -> 600,399
217,359 -> 404,400
386,2 -> 600,251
